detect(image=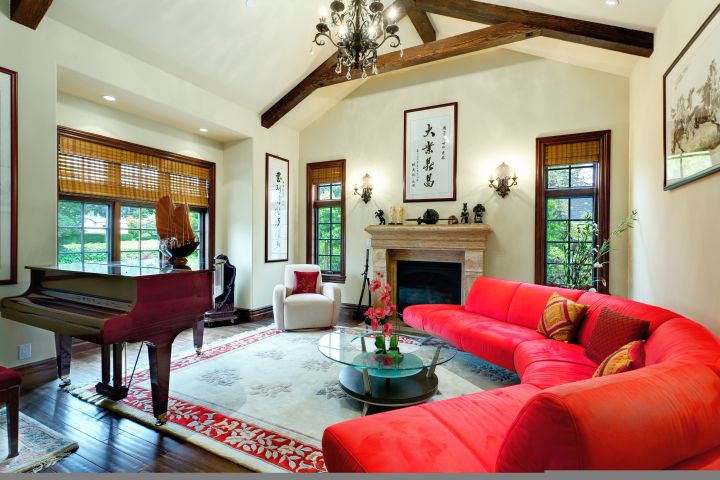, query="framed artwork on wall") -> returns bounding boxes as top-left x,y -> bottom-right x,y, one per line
0,67 -> 17,285
663,3 -> 720,190
403,102 -> 457,202
265,153 -> 289,263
